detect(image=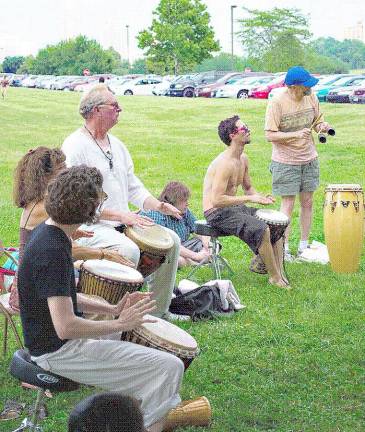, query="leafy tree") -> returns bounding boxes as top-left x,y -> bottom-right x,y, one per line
129,58 -> 148,74
304,49 -> 348,74
17,56 -> 36,74
26,36 -> 119,75
2,56 -> 25,73
263,32 -> 306,72
312,37 -> 365,70
237,7 -> 311,62
137,0 -> 220,74
194,52 -> 245,72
